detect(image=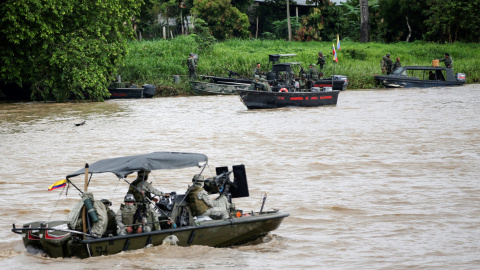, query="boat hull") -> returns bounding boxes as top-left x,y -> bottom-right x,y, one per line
236,89 -> 339,109
107,87 -> 144,99
16,211 -> 289,258
374,75 -> 464,88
